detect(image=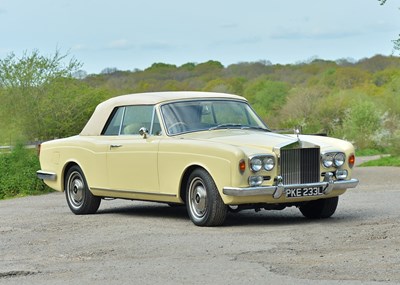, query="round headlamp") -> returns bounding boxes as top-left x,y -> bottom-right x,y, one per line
334,153 -> 345,167
250,157 -> 263,172
263,157 -> 275,171
322,153 -> 334,168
